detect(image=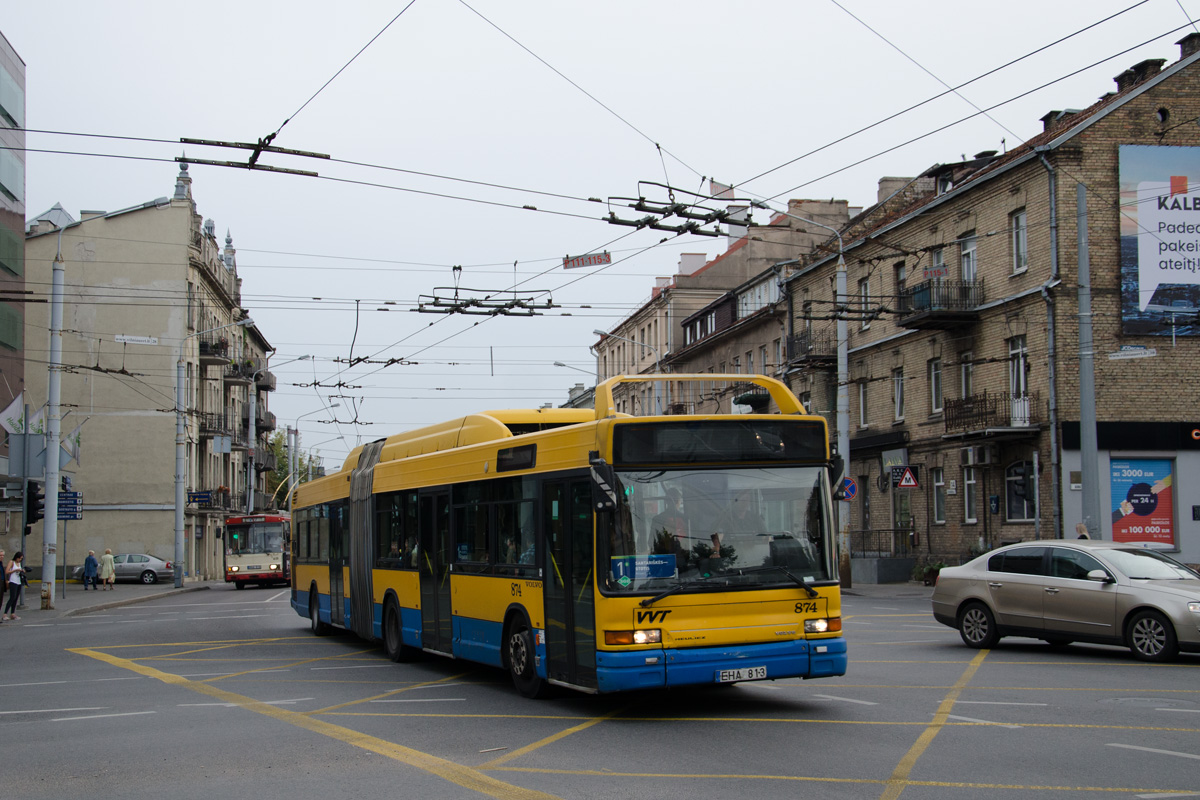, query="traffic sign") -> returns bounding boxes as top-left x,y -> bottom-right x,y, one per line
842,477 -> 858,501
891,465 -> 920,489
59,491 -> 82,520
